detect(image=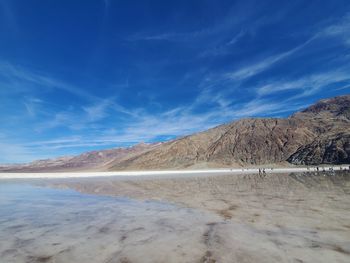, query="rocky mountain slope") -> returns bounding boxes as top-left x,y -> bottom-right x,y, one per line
1,95 -> 349,172
107,95 -> 350,170
0,143 -> 159,172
